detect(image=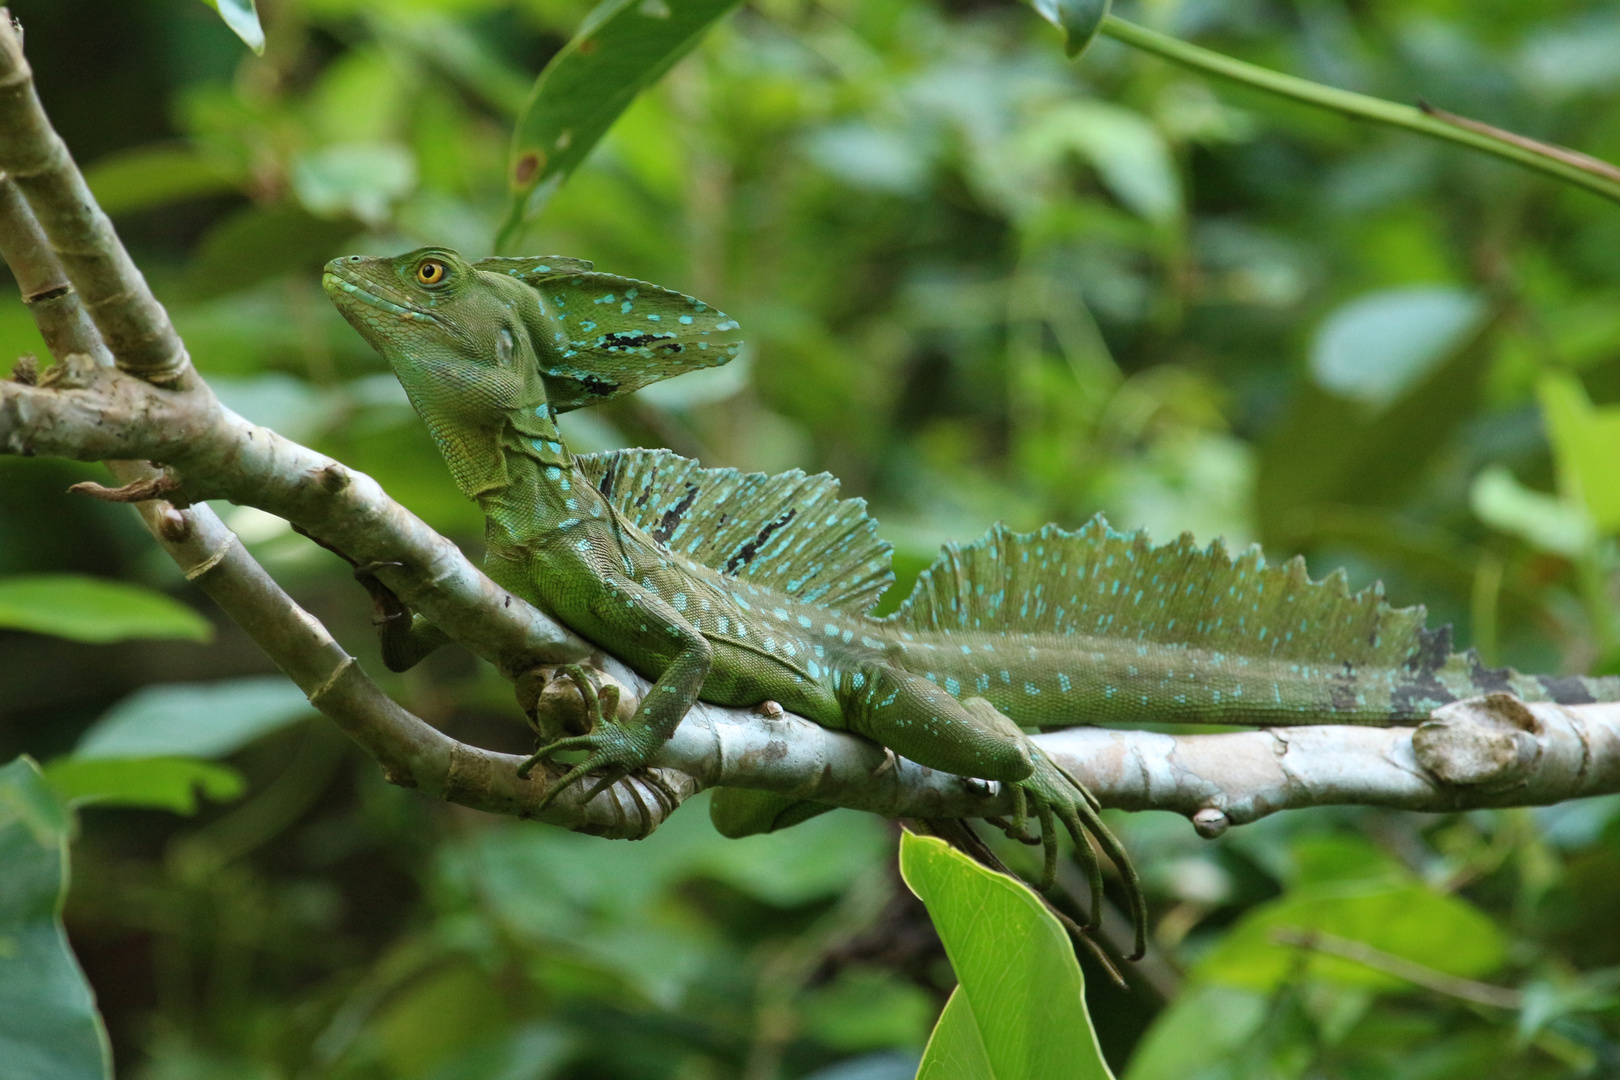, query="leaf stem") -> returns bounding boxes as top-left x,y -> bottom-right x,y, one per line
1098,15 -> 1620,206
